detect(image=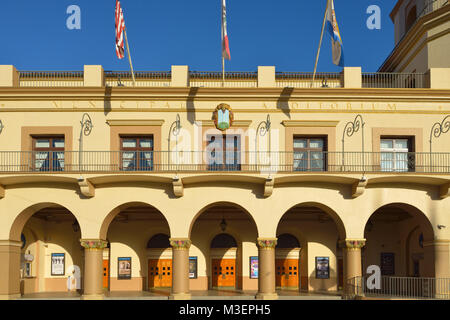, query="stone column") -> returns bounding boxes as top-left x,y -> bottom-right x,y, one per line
341,239 -> 365,298
256,238 -> 278,300
169,238 -> 191,300
80,239 -> 108,300
0,240 -> 22,300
